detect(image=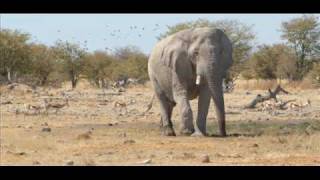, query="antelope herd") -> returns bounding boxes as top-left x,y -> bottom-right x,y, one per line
23,98 -> 69,115
1,82 -> 316,119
